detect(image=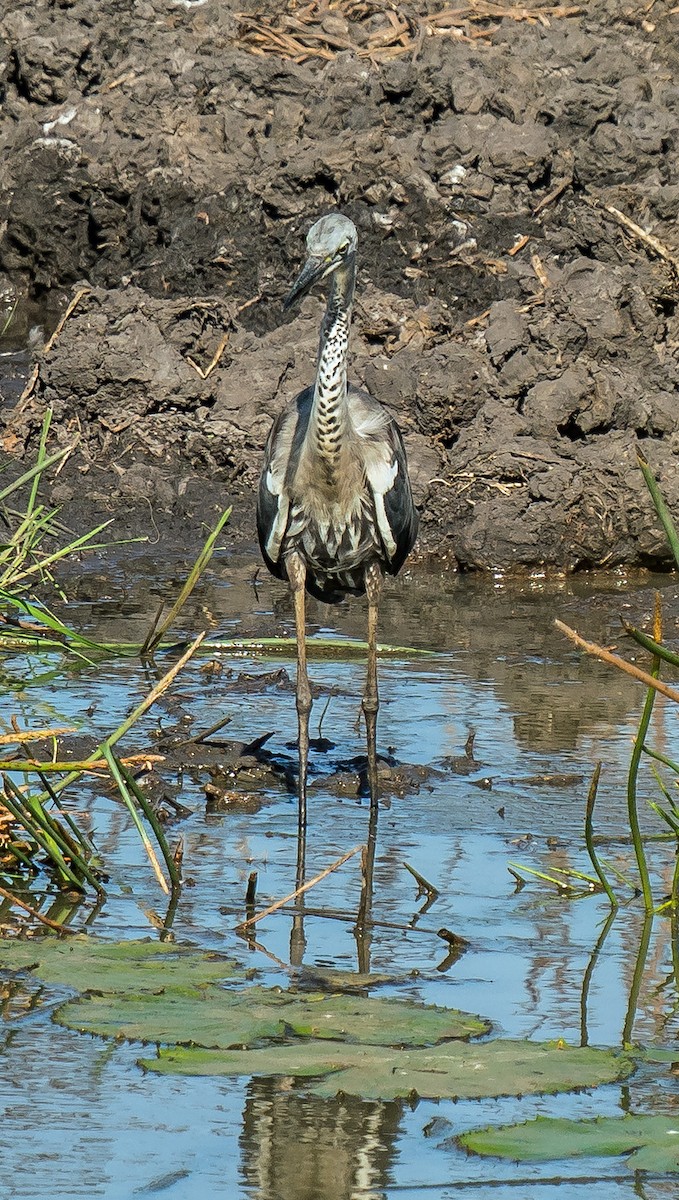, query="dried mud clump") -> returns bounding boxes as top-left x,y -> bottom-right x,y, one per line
0,0 -> 678,569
